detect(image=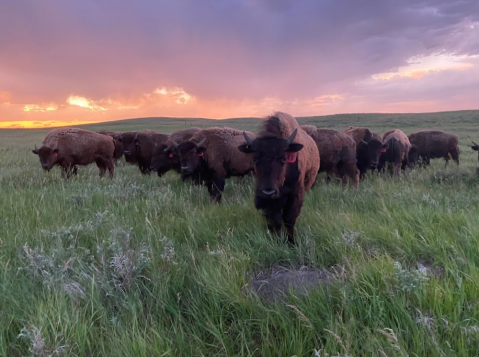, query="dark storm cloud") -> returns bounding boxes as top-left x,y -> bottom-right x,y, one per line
0,0 -> 478,103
